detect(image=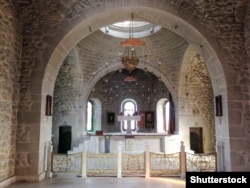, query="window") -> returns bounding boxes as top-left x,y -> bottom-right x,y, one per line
156,98 -> 170,133
121,99 -> 137,131
86,98 -> 102,132
87,101 -> 93,131
164,101 -> 170,132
